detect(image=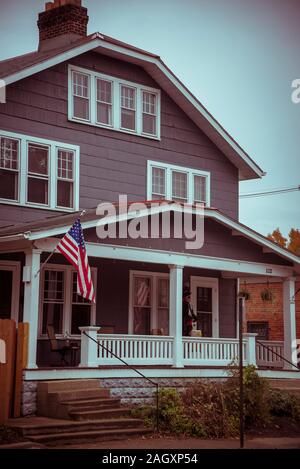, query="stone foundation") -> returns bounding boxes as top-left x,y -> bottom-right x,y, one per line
20,376 -> 220,414
21,379 -> 38,416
